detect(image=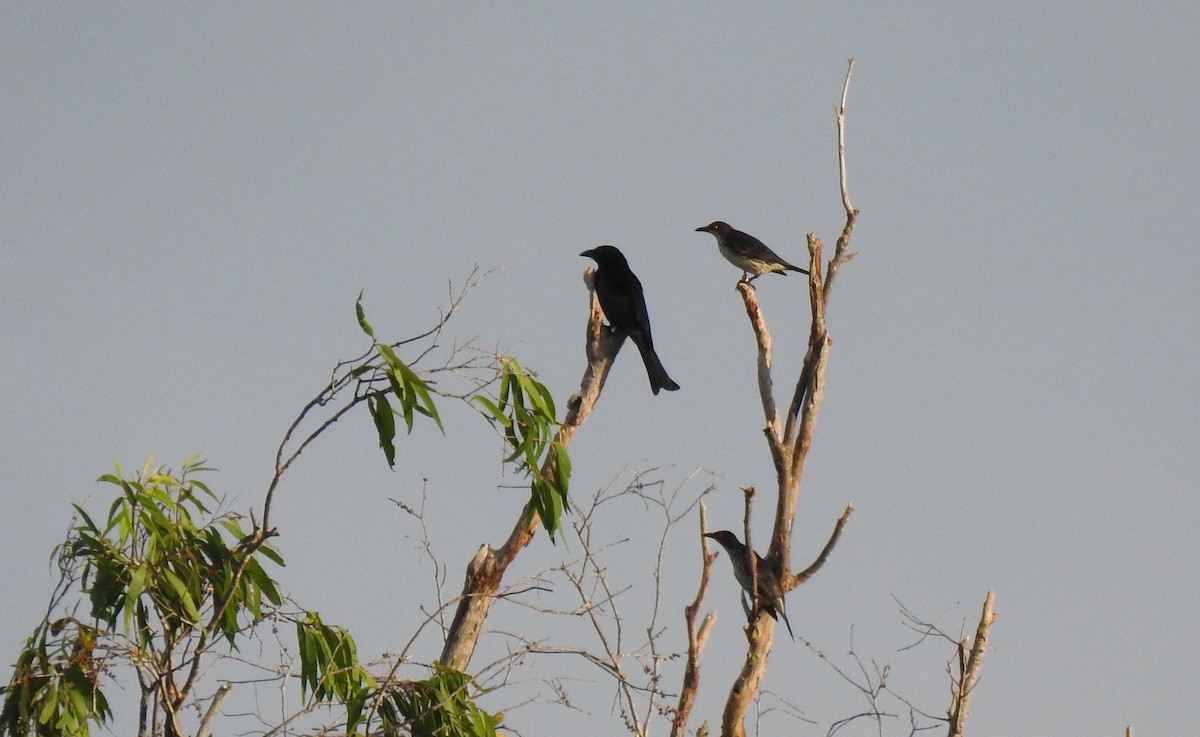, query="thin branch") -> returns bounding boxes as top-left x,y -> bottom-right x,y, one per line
262,266 -> 493,531
735,283 -> 784,460
787,504 -> 853,590
672,502 -> 716,737
195,683 -> 231,737
564,525 -> 644,736
837,60 -> 857,223
741,486 -> 760,615
786,237 -> 830,481
823,59 -> 860,312
782,236 -> 827,448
